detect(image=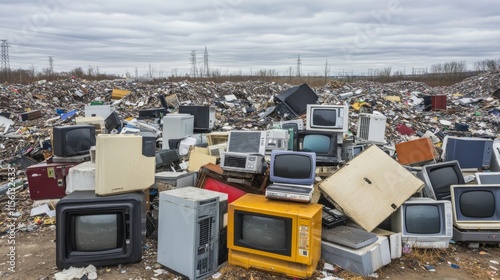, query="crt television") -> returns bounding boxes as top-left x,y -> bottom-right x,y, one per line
298,130 -> 338,165
270,150 -> 316,185
56,190 -> 146,269
53,125 -> 96,157
391,198 -> 453,248
228,193 -> 322,279
451,184 -> 500,230
416,160 -> 465,200
305,104 -> 349,133
227,130 -> 266,156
